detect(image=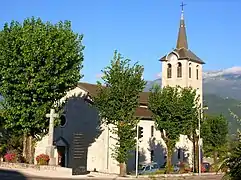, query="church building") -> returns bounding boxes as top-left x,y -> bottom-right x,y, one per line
34,6 -> 204,174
